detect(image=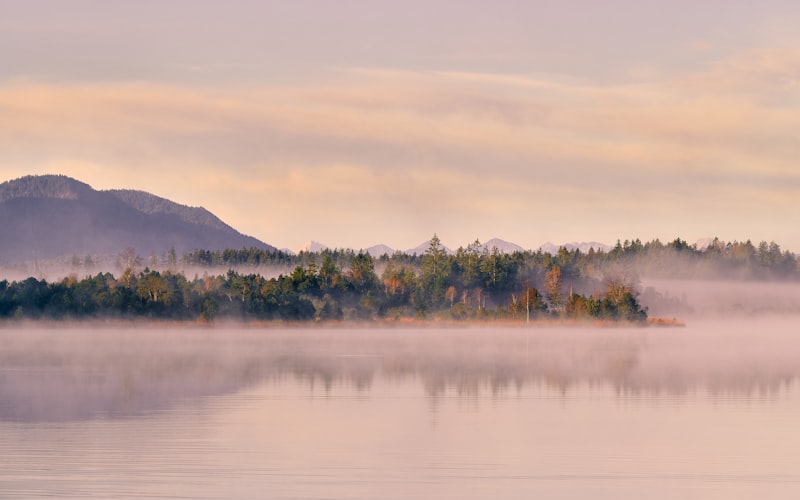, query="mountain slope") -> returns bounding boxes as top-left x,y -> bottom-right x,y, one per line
107,189 -> 232,231
0,174 -> 274,262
